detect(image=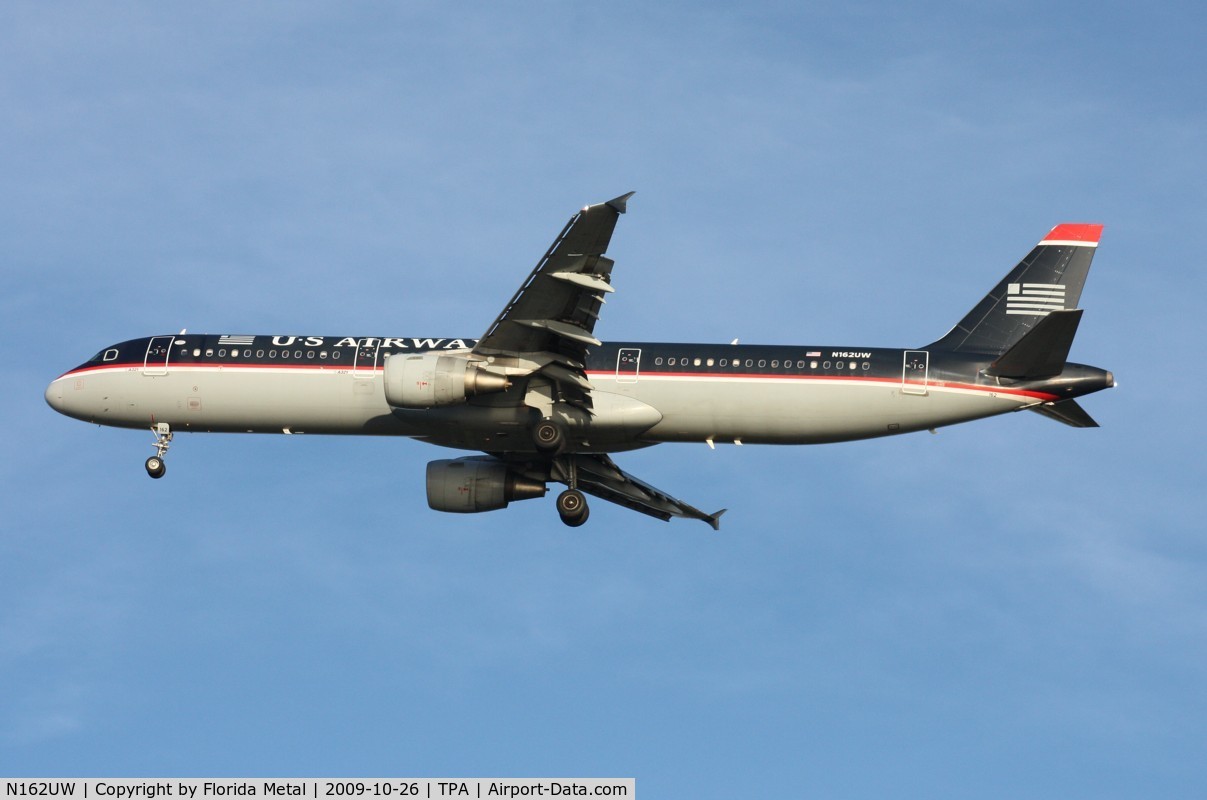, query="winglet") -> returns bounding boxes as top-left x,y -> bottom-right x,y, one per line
605,191 -> 636,214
